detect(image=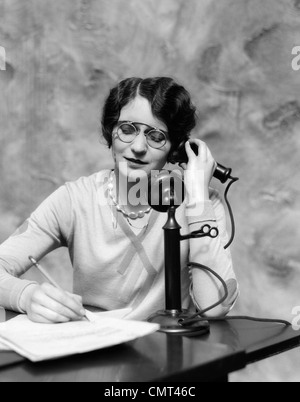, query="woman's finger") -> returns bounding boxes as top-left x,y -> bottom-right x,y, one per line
67,292 -> 83,306
30,303 -> 71,324
213,160 -> 218,173
200,142 -> 208,162
28,312 -> 54,324
185,141 -> 196,159
39,283 -> 85,317
189,139 -> 208,162
33,292 -> 84,321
